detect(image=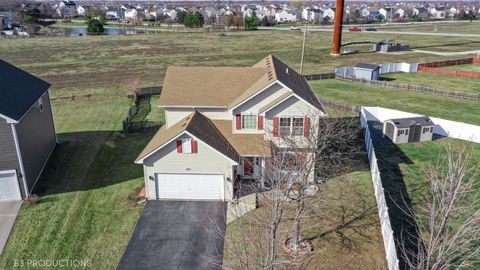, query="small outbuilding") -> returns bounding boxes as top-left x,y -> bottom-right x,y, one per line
383,116 -> 434,144
354,63 -> 381,80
